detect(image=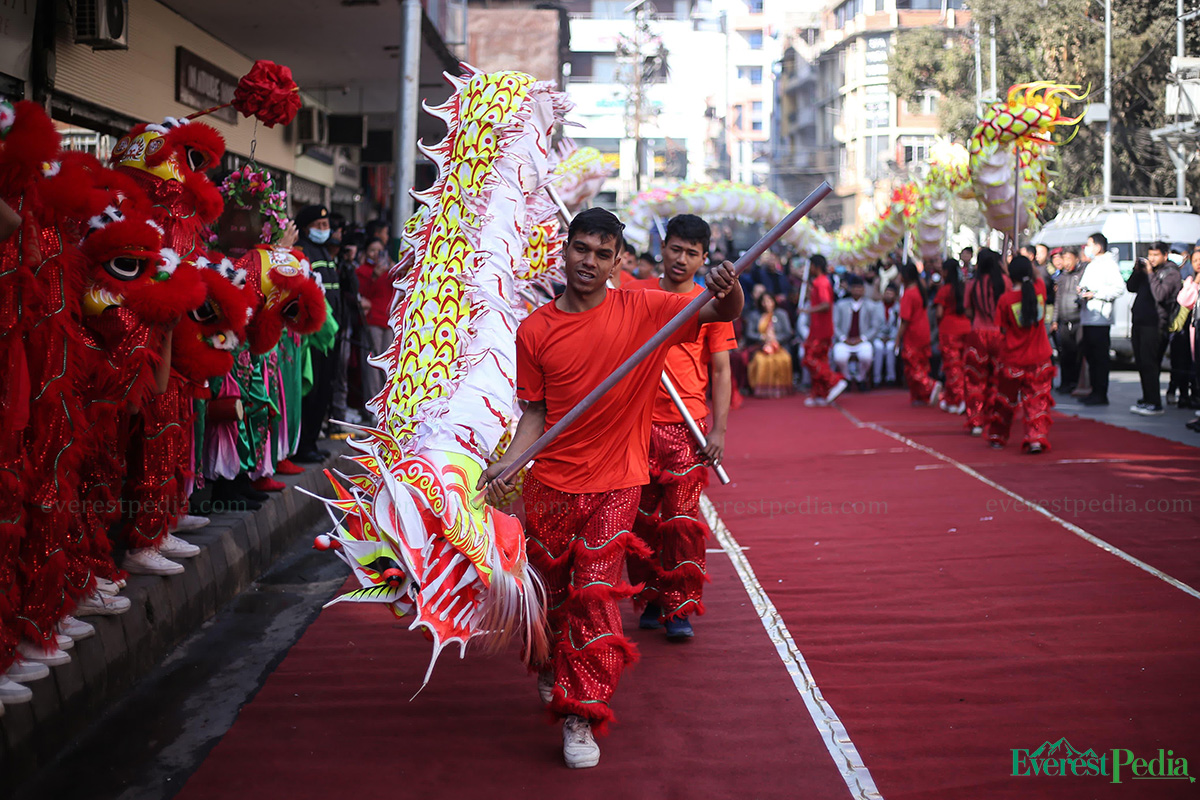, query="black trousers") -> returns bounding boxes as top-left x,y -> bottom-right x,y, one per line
1131,325 -> 1163,407
1168,329 -> 1196,398
1081,325 -> 1111,400
1056,319 -> 1082,389
299,345 -> 336,453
